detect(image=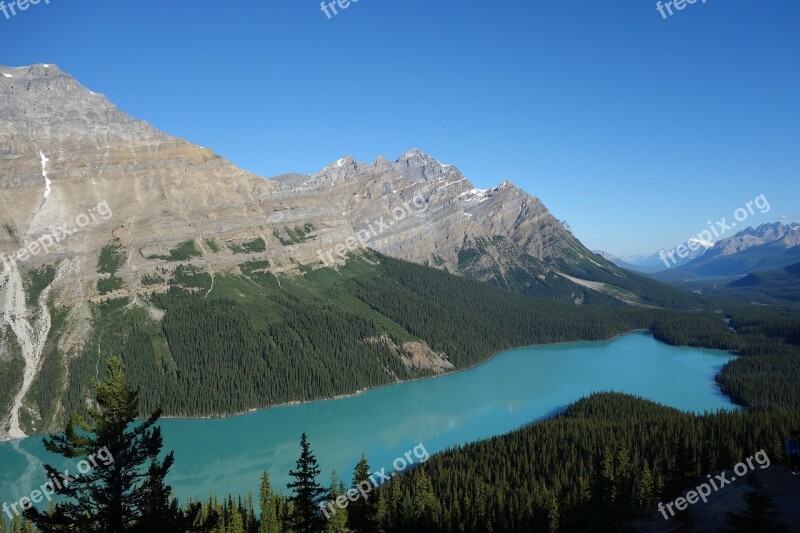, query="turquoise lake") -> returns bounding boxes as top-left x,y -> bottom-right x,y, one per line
0,332 -> 736,507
